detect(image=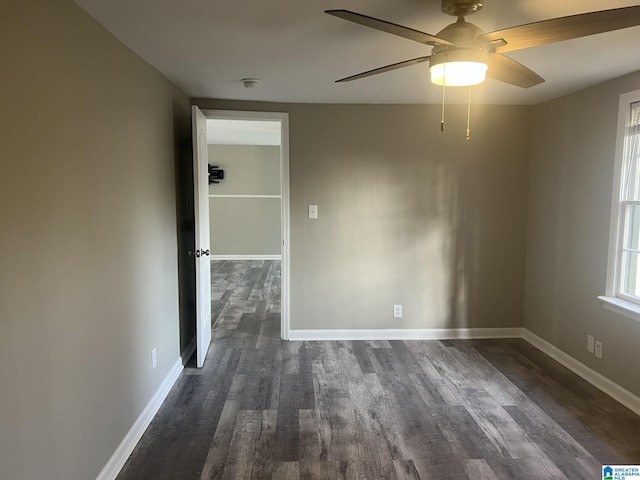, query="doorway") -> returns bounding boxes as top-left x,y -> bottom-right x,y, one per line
203,110 -> 290,341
